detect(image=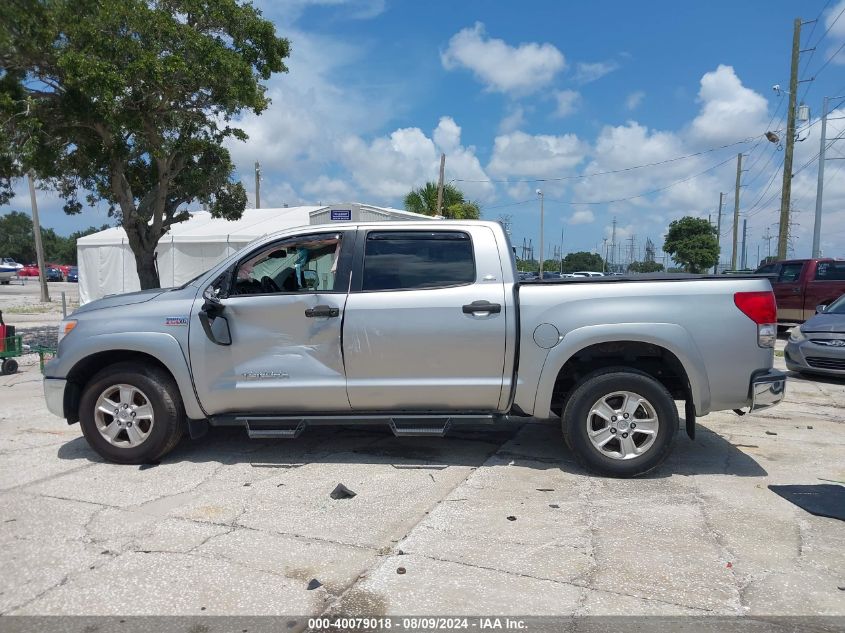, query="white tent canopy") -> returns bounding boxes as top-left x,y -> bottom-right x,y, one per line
77,203 -> 434,303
